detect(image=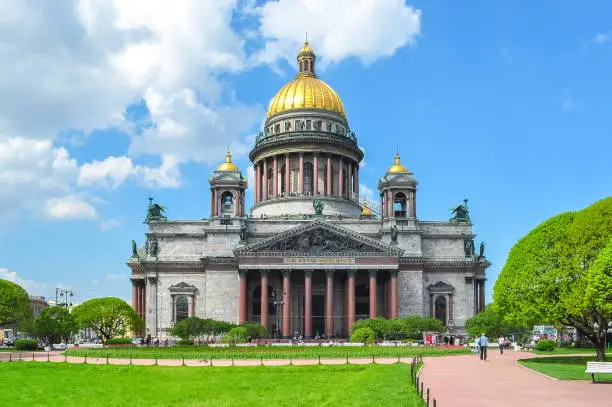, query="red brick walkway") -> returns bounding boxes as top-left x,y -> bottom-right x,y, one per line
419,351 -> 609,407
